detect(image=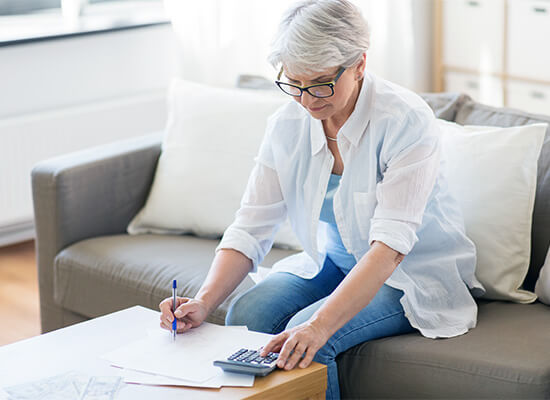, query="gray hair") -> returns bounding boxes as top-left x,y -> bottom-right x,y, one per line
268,0 -> 371,76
